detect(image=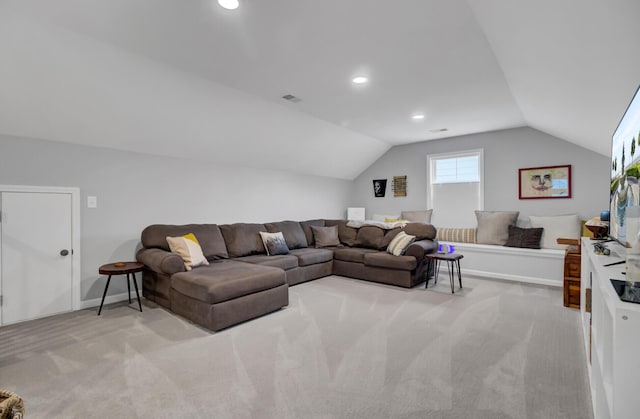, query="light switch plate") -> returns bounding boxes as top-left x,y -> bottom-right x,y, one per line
87,196 -> 97,208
